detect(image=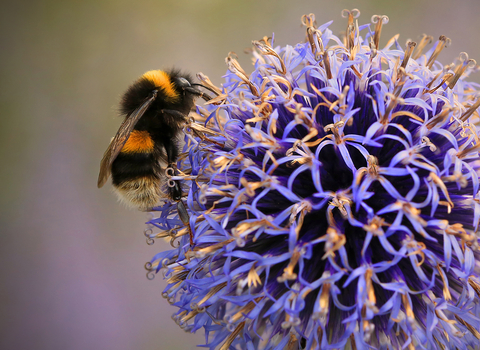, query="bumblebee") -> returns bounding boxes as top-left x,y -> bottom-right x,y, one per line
98,69 -> 211,243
